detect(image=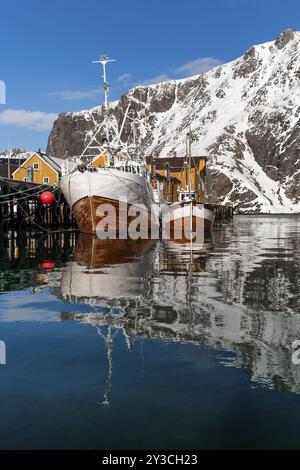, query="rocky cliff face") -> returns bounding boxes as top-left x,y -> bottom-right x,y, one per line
47,29 -> 300,213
